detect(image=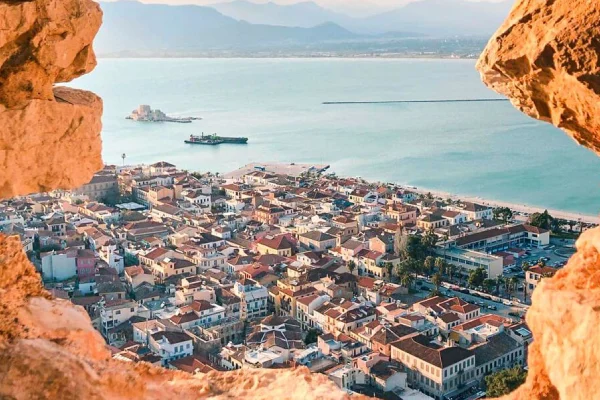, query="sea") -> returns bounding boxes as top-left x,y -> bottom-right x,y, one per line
69,58 -> 600,216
